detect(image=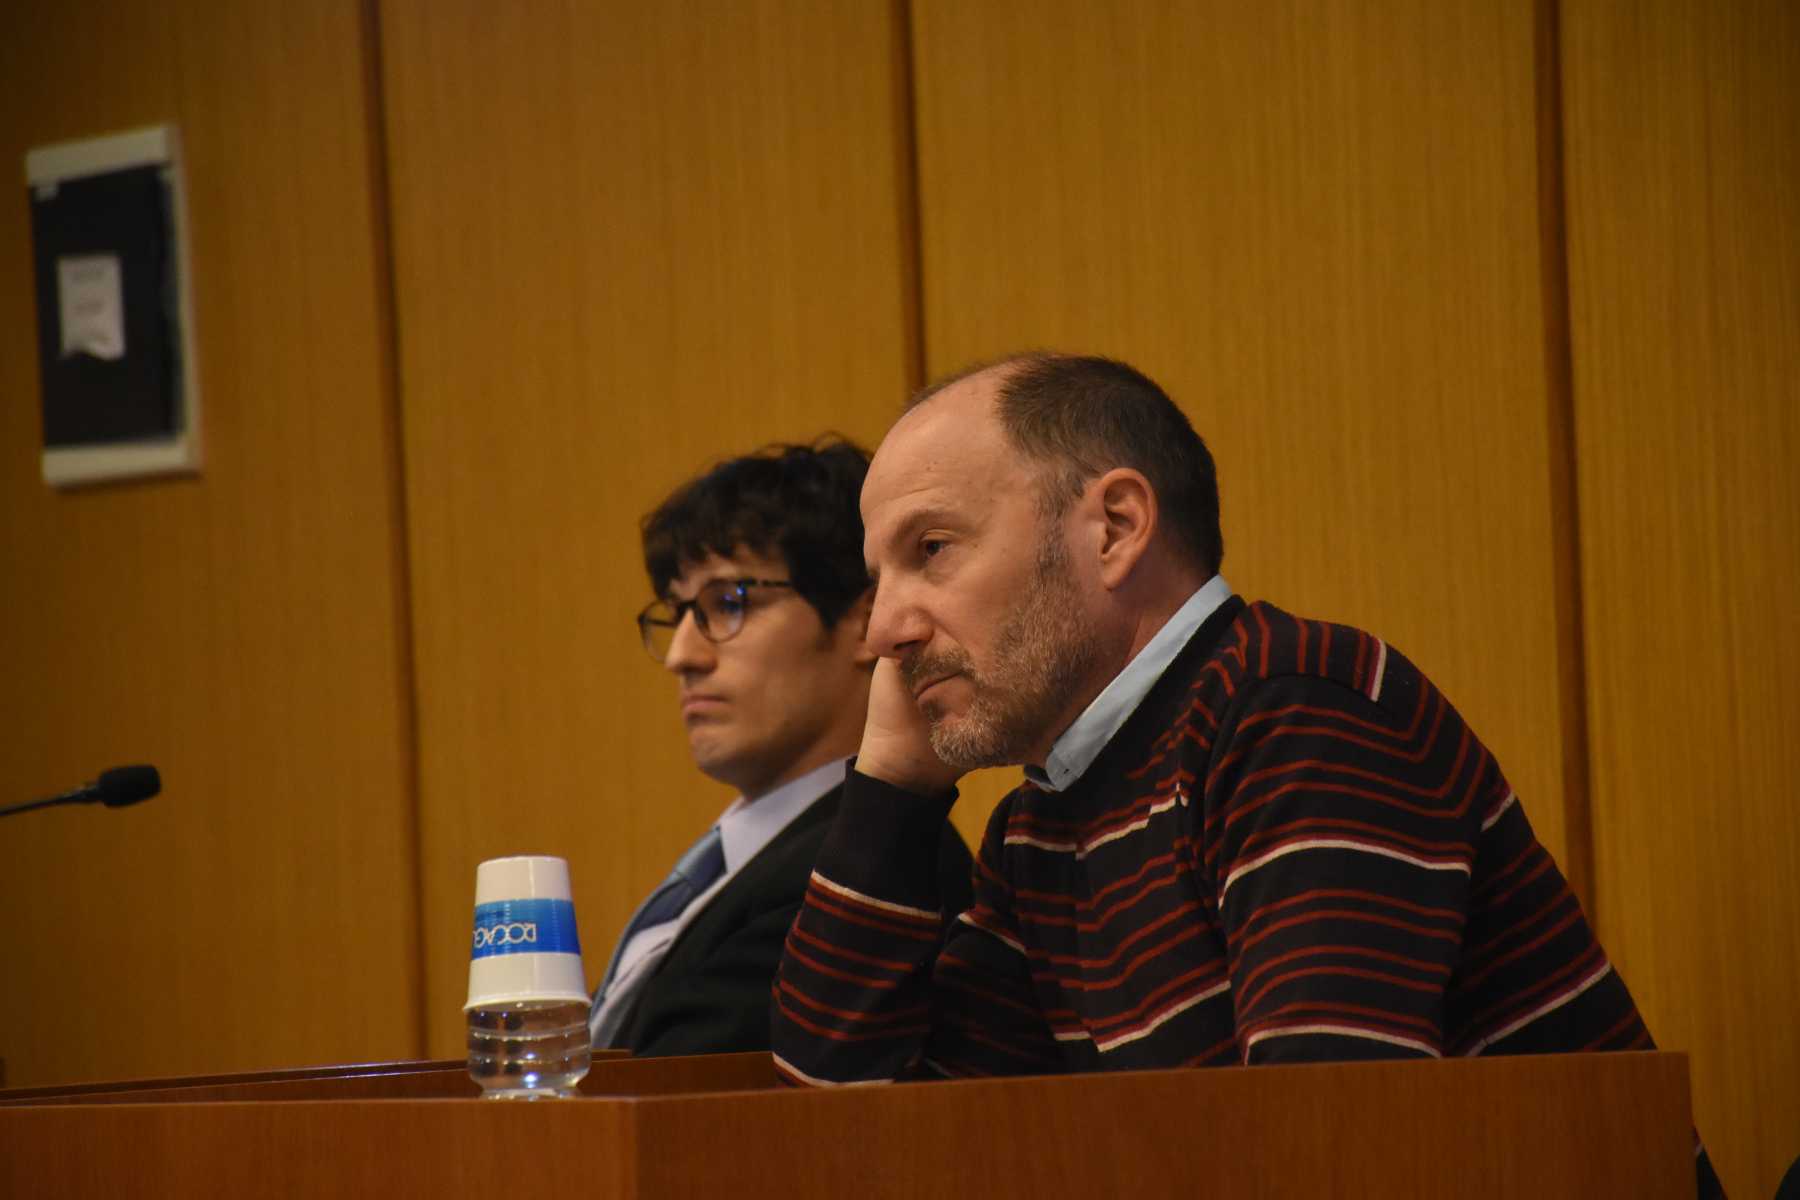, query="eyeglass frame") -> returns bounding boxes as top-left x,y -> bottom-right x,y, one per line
635,578 -> 797,662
